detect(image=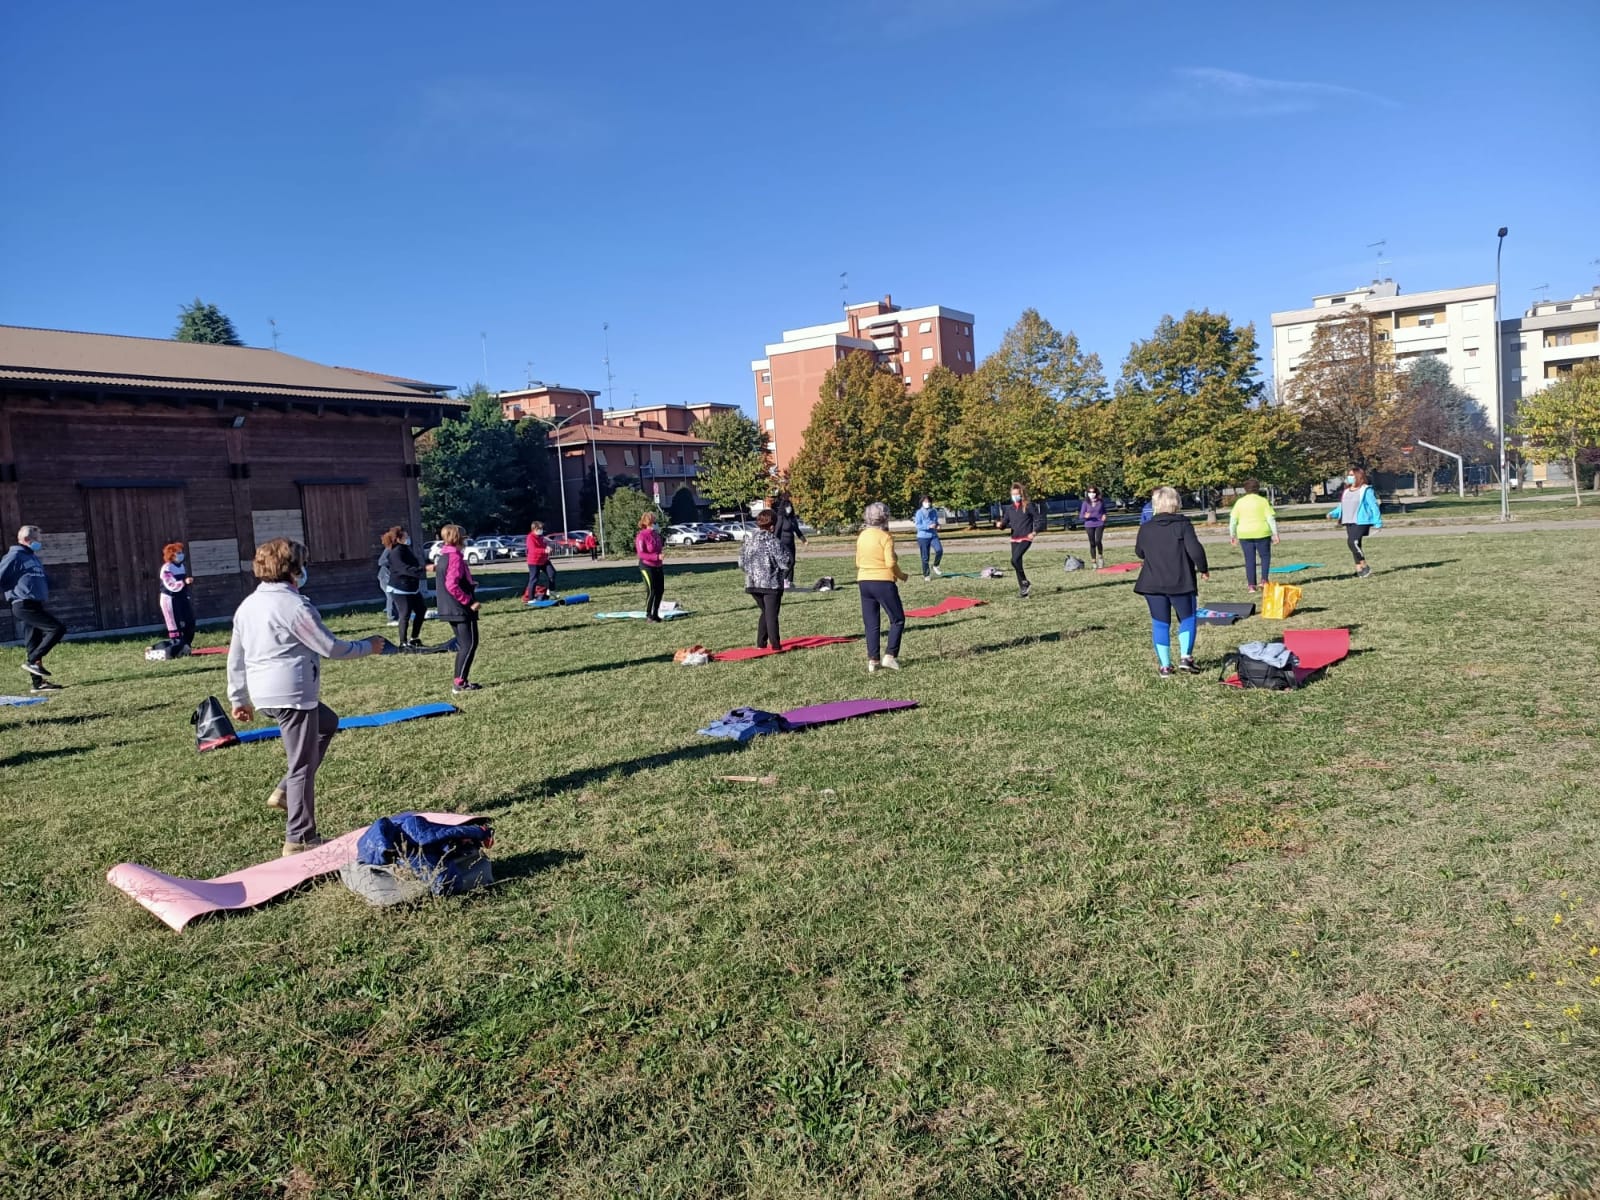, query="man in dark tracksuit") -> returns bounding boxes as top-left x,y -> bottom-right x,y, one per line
0,525 -> 66,690
999,486 -> 1044,598
774,493 -> 806,588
